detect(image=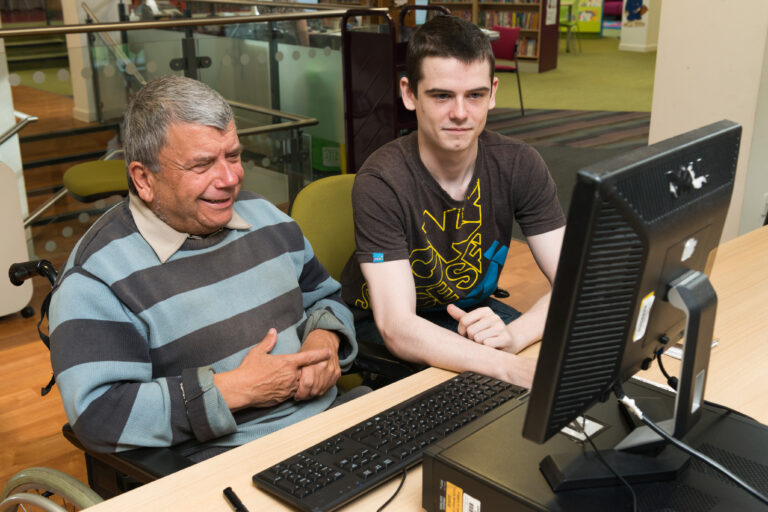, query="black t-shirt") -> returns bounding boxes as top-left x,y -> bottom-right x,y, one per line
341,130 -> 565,312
